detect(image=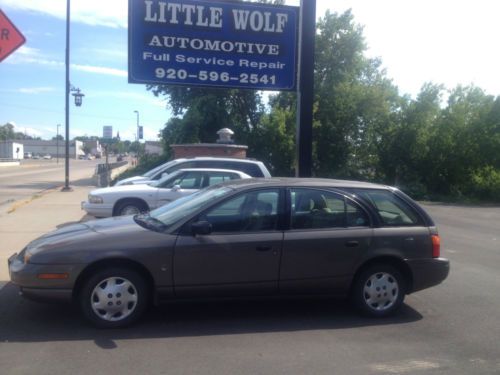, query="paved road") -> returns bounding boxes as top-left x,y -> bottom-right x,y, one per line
0,159 -> 100,215
0,203 -> 499,374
